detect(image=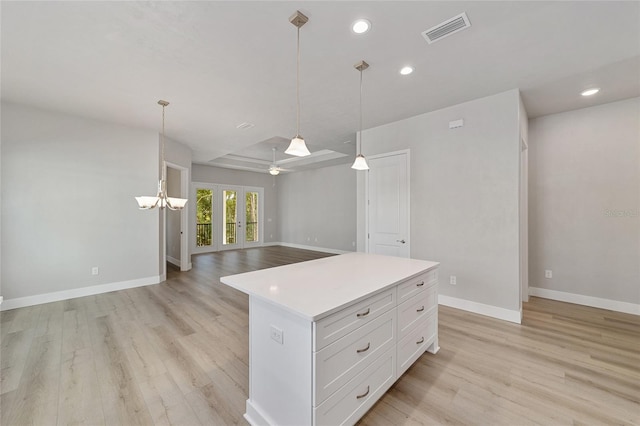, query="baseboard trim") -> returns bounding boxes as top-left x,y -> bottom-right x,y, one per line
529,287 -> 640,315
167,255 -> 180,267
0,275 -> 162,311
438,294 -> 522,324
274,242 -> 351,255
